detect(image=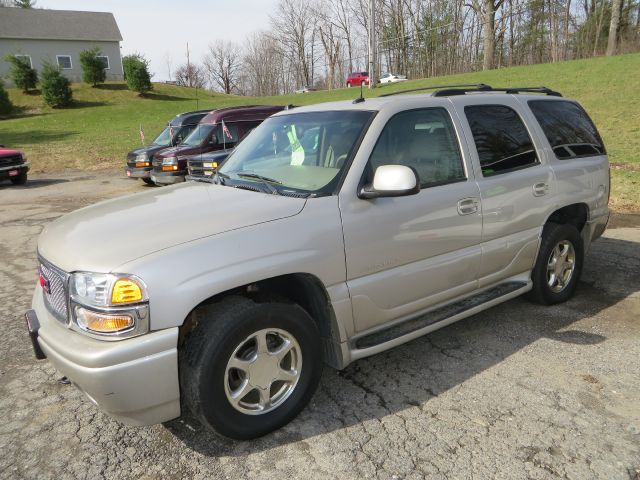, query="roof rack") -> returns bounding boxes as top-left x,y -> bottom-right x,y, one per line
380,83 -> 491,97
380,84 -> 562,98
